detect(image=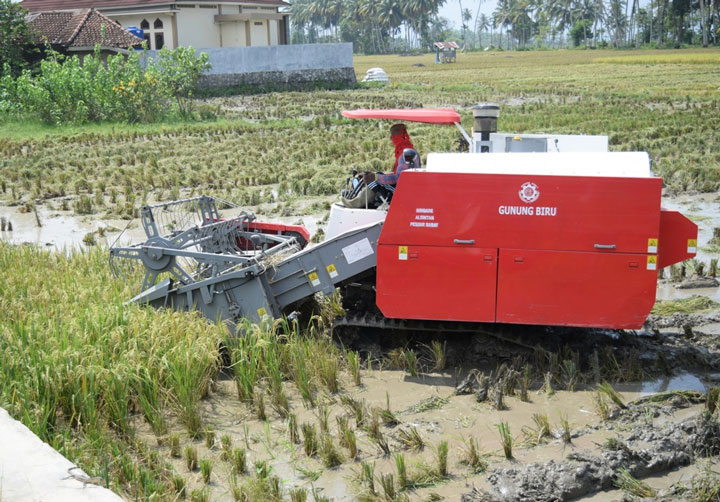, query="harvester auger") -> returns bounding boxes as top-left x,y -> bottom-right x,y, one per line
111,105 -> 699,334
